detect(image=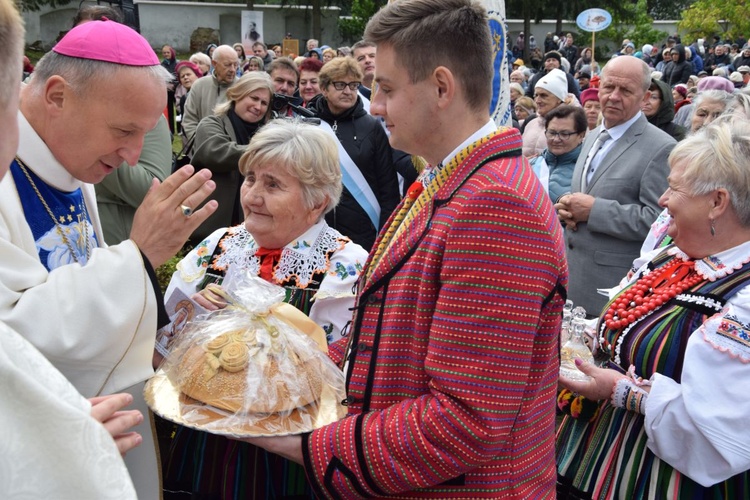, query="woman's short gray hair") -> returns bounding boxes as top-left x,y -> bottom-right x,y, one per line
670,118 -> 750,227
189,52 -> 211,68
29,51 -> 172,96
692,89 -> 734,110
239,119 -> 342,215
